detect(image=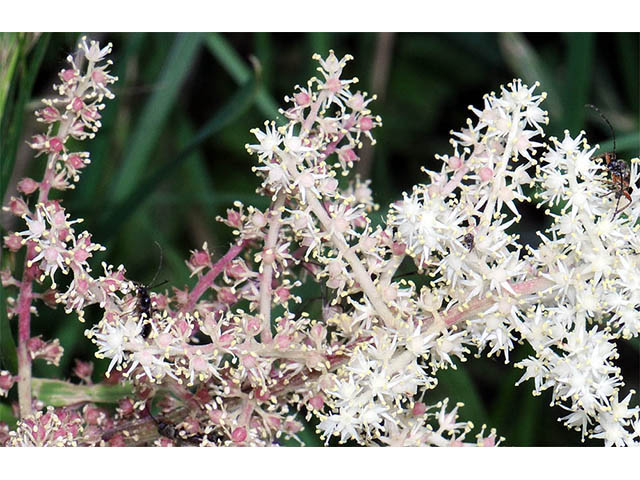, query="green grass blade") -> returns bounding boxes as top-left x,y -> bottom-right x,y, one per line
111,33 -> 203,203
31,378 -> 133,406
0,278 -> 18,373
436,365 -> 488,428
0,33 -> 21,126
563,33 -> 595,133
498,33 -> 563,121
205,33 -> 279,119
0,33 -> 50,203
0,401 -> 17,428
99,74 -> 258,238
598,131 -> 640,156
